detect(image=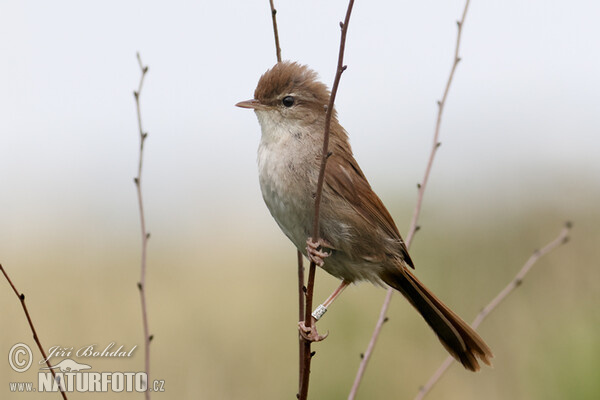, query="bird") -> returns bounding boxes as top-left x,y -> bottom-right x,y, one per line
236,61 -> 492,371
